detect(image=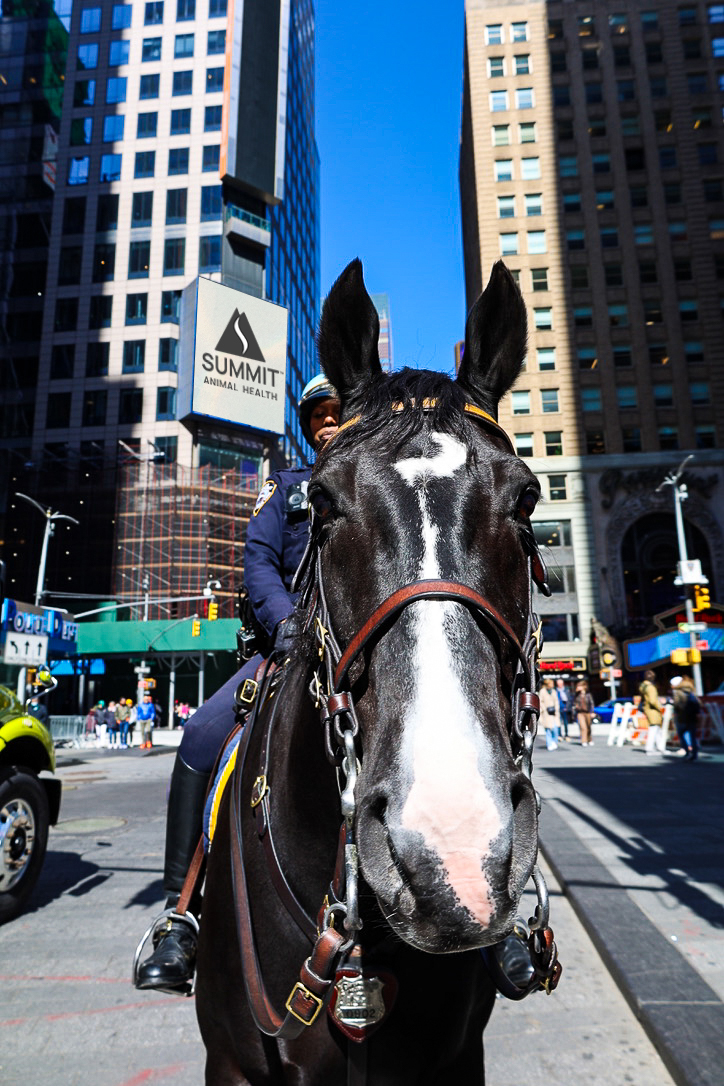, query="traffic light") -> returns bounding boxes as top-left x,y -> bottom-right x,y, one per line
689,648 -> 702,664
601,650 -> 616,667
670,648 -> 689,665
693,584 -> 711,612
191,619 -> 201,637
208,601 -> 219,621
